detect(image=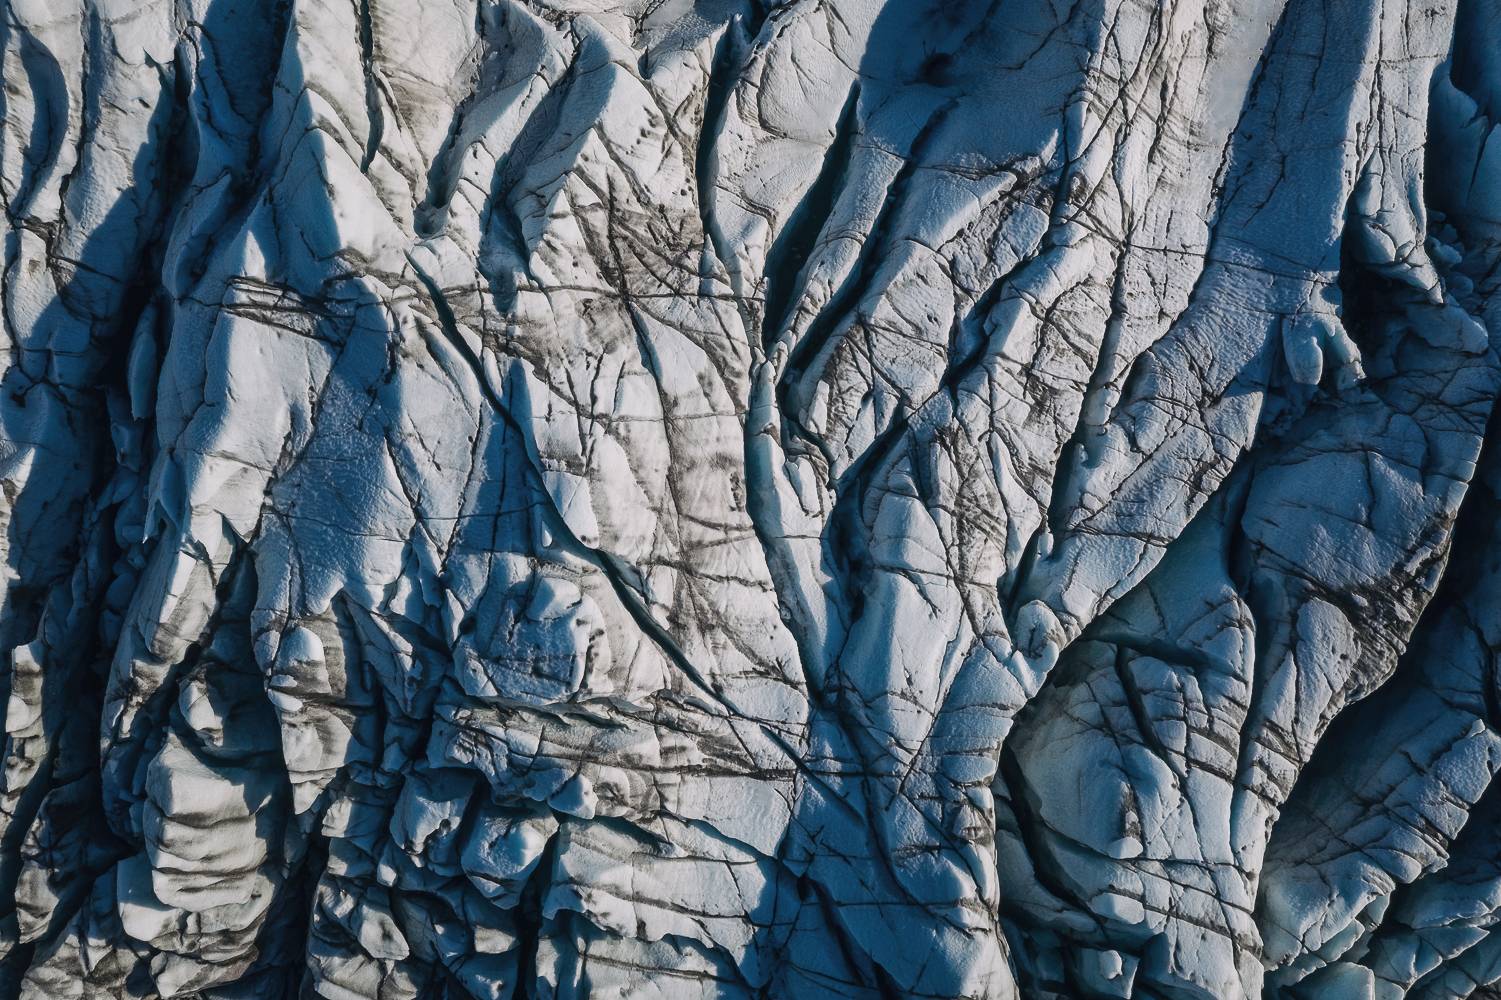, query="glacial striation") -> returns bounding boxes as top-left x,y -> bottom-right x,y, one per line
3,0 -> 1501,996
